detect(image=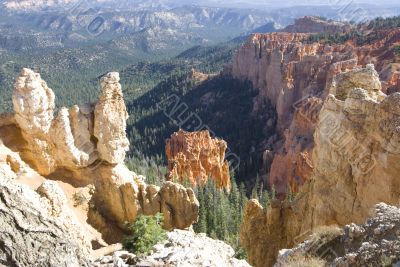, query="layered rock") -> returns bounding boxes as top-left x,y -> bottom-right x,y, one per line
165,130 -> 230,189
232,28 -> 400,195
232,32 -> 358,195
240,65 -> 400,267
1,69 -> 199,247
275,203 -> 400,266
